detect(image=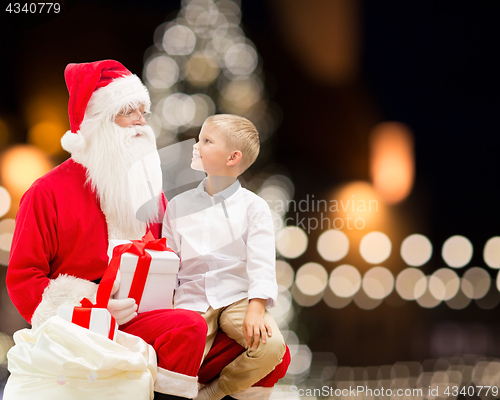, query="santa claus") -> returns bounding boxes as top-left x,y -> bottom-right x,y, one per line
5,60 -> 289,400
